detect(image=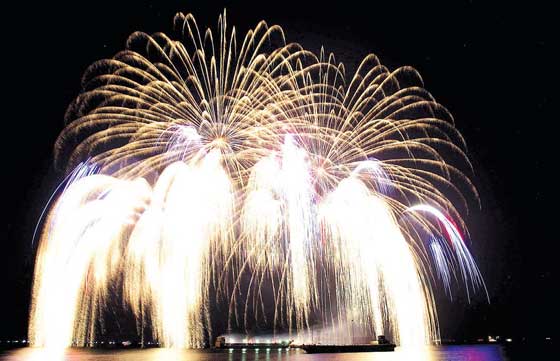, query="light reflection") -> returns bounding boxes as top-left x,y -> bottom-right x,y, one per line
7,345 -> 508,361
393,346 -> 436,361
19,347 -> 65,361
143,348 -> 185,361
